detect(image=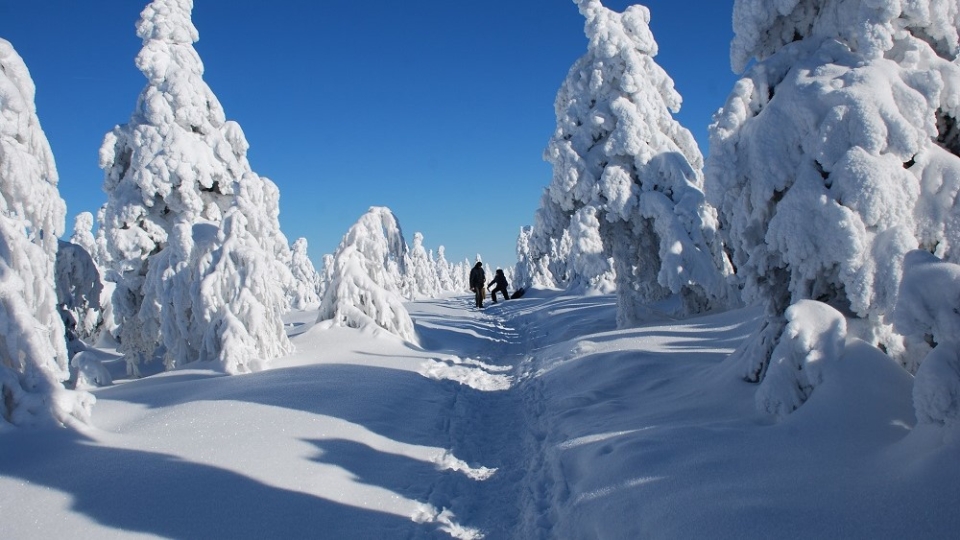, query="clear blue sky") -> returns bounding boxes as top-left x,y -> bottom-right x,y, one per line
0,0 -> 736,271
